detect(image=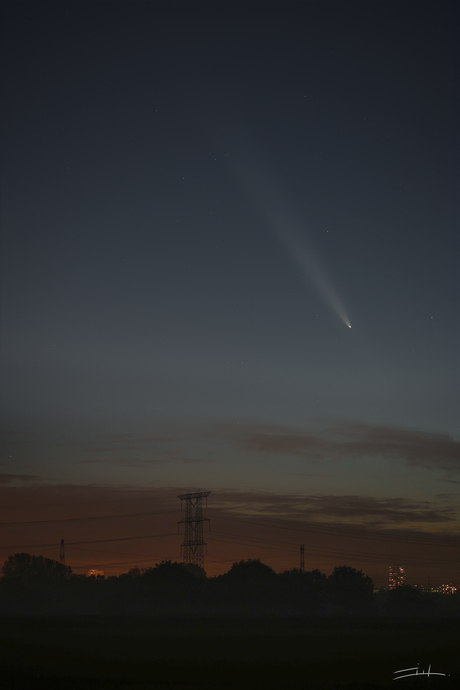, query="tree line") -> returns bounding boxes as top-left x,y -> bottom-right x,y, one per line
0,552 -> 456,617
